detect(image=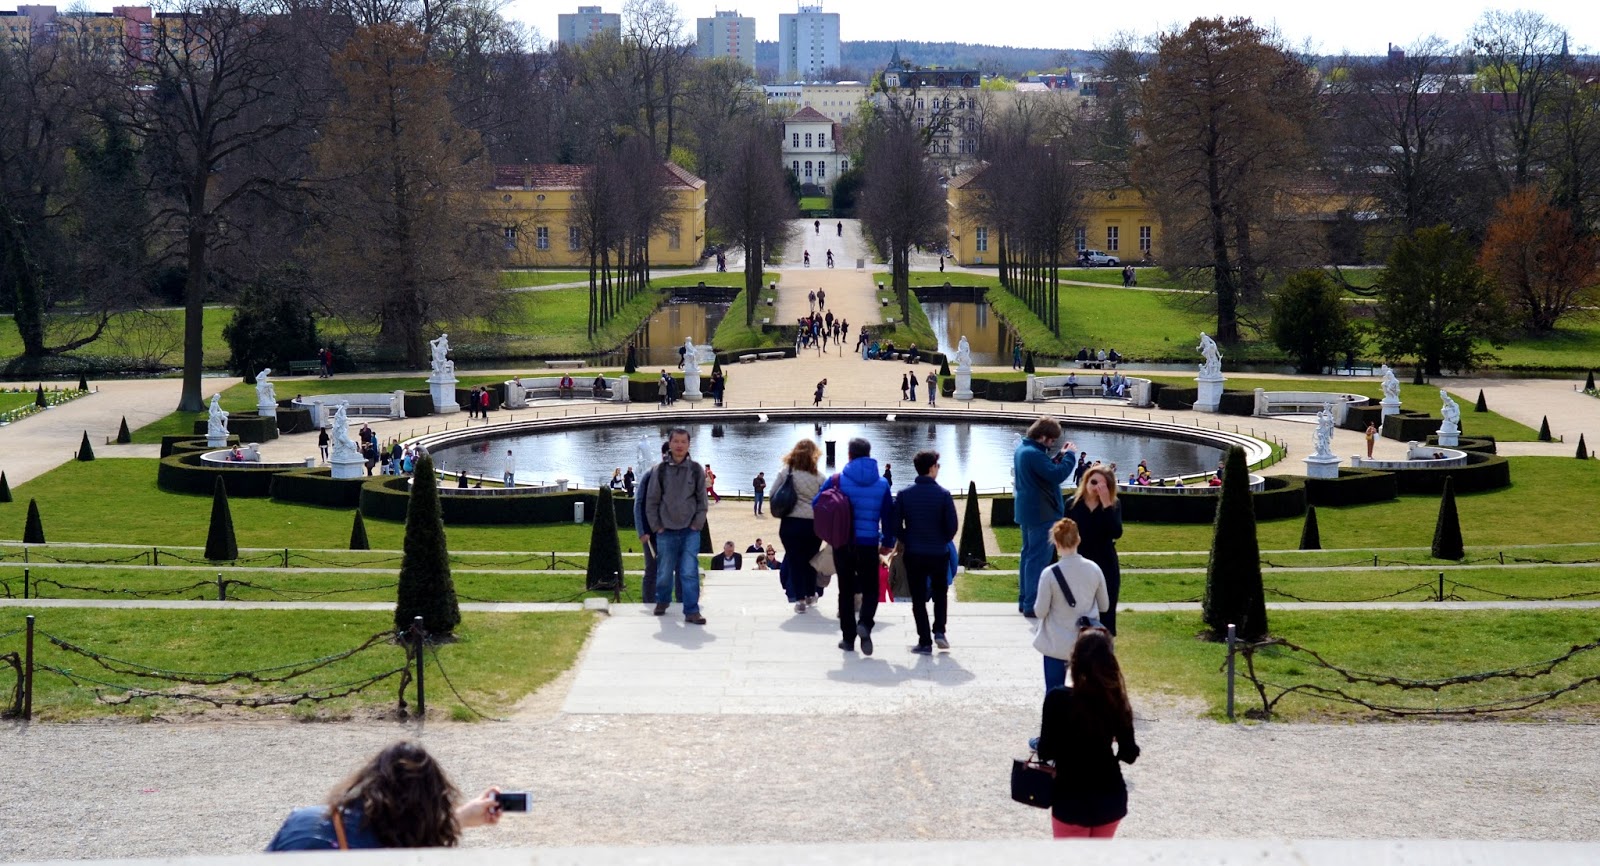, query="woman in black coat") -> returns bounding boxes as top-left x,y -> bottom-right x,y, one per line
1064,464 -> 1124,634
1035,630 -> 1139,838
